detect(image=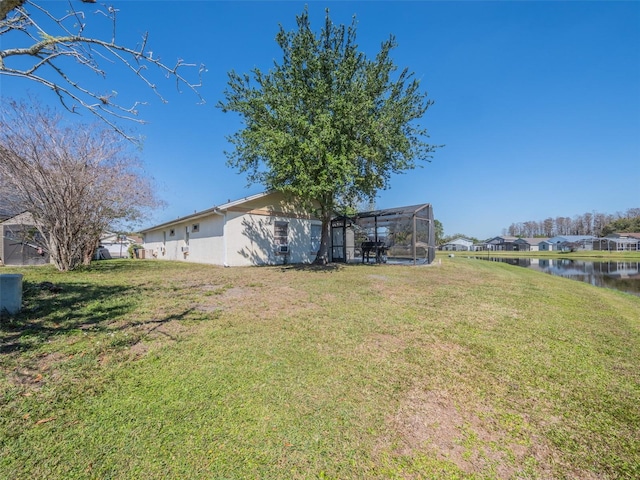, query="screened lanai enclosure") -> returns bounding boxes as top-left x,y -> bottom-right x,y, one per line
330,203 -> 436,265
